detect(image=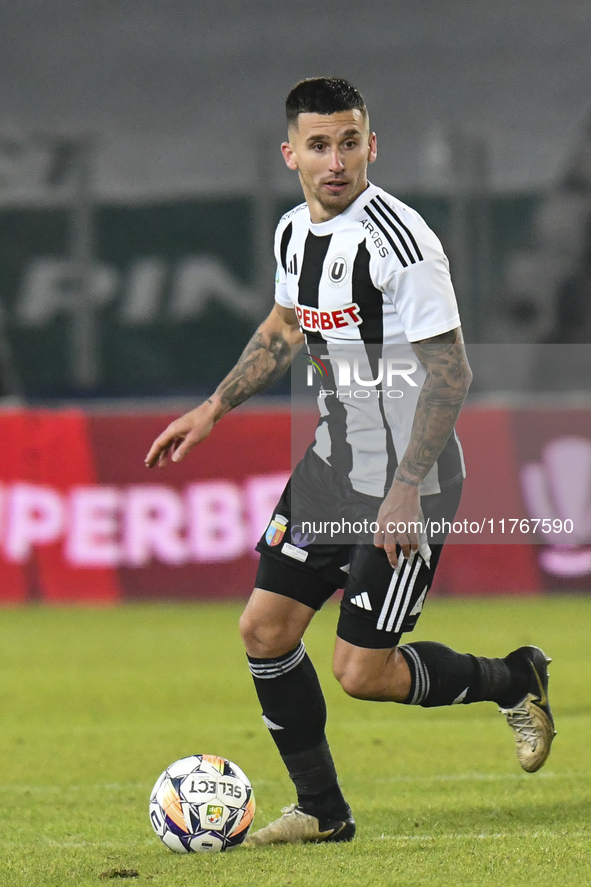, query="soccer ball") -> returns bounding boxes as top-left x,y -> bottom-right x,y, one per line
149,754 -> 255,853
